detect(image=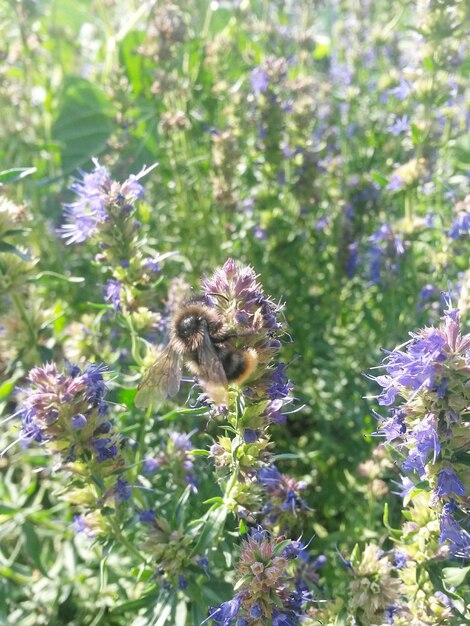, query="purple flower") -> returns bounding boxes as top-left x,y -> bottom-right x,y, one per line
139,509 -> 156,524
249,604 -> 263,618
386,174 -> 405,191
385,605 -> 398,624
251,67 -> 270,95
393,549 -> 408,568
272,610 -> 299,626
104,279 -> 122,311
282,540 -> 304,560
413,414 -> 440,463
440,506 -> 470,558
91,437 -> 118,462
143,258 -> 161,274
115,477 -> 131,503
209,595 -> 242,625
82,363 -> 108,405
315,215 -> 330,231
388,115 -> 409,135
243,429 -> 258,443
380,410 -> 406,441
258,465 -> 282,486
61,160 -> 157,245
402,449 -> 426,478
391,475 -> 415,499
449,212 -> 470,239
346,242 -> 358,279
170,431 -> 193,451
388,77 -> 411,100
418,284 -> 435,302
268,363 -> 291,400
72,514 -> 88,534
436,468 -> 465,498
143,457 -> 160,474
71,413 -> 87,430
330,62 -> 352,86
